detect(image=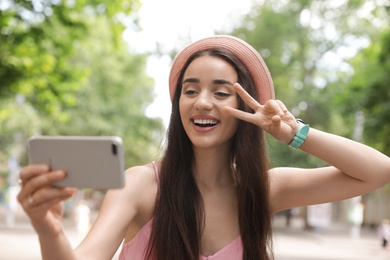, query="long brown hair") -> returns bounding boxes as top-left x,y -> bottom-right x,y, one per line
146,48 -> 273,259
